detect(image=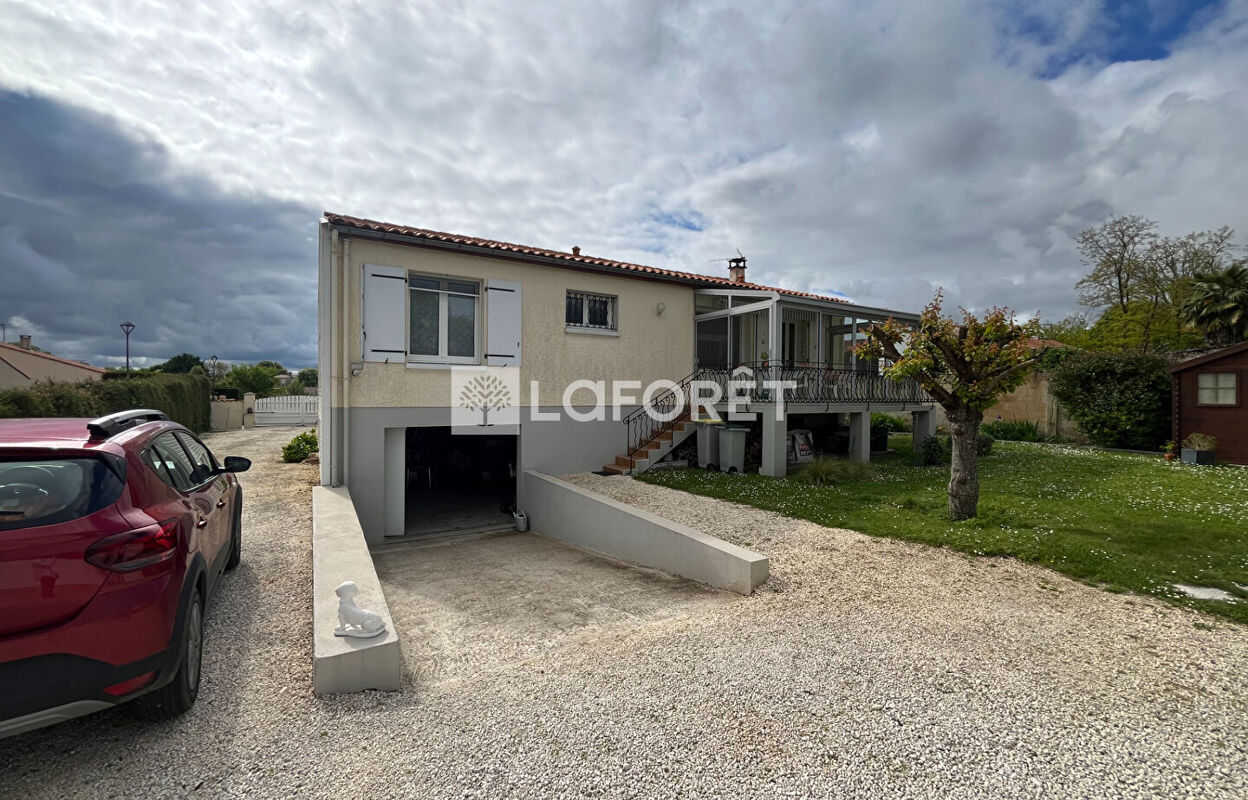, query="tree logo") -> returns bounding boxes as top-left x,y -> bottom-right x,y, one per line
451,367 -> 520,432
